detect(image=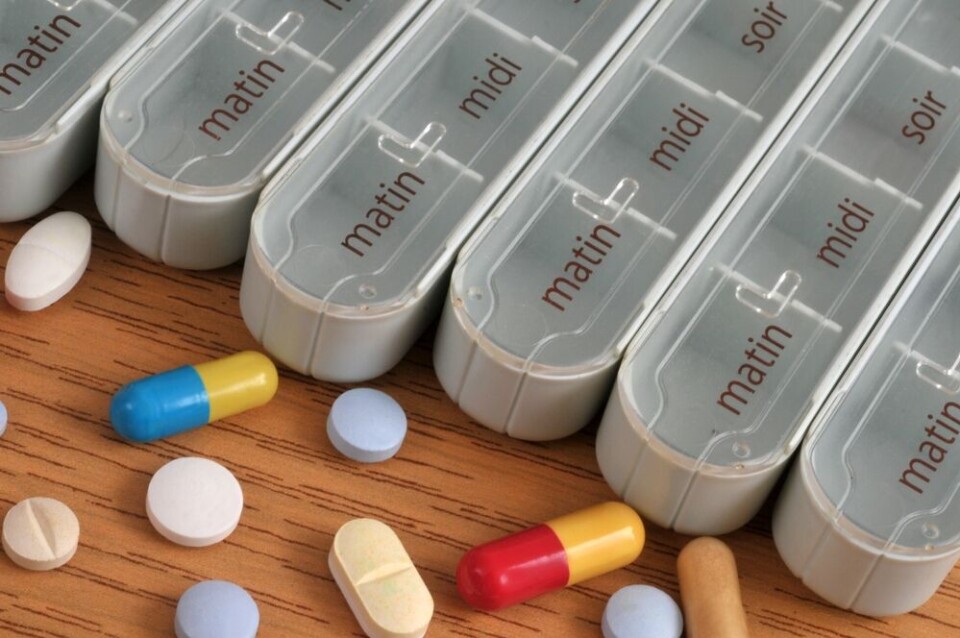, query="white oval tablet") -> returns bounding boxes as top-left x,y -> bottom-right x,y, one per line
4,211 -> 92,311
147,457 -> 243,547
2,497 -> 80,571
